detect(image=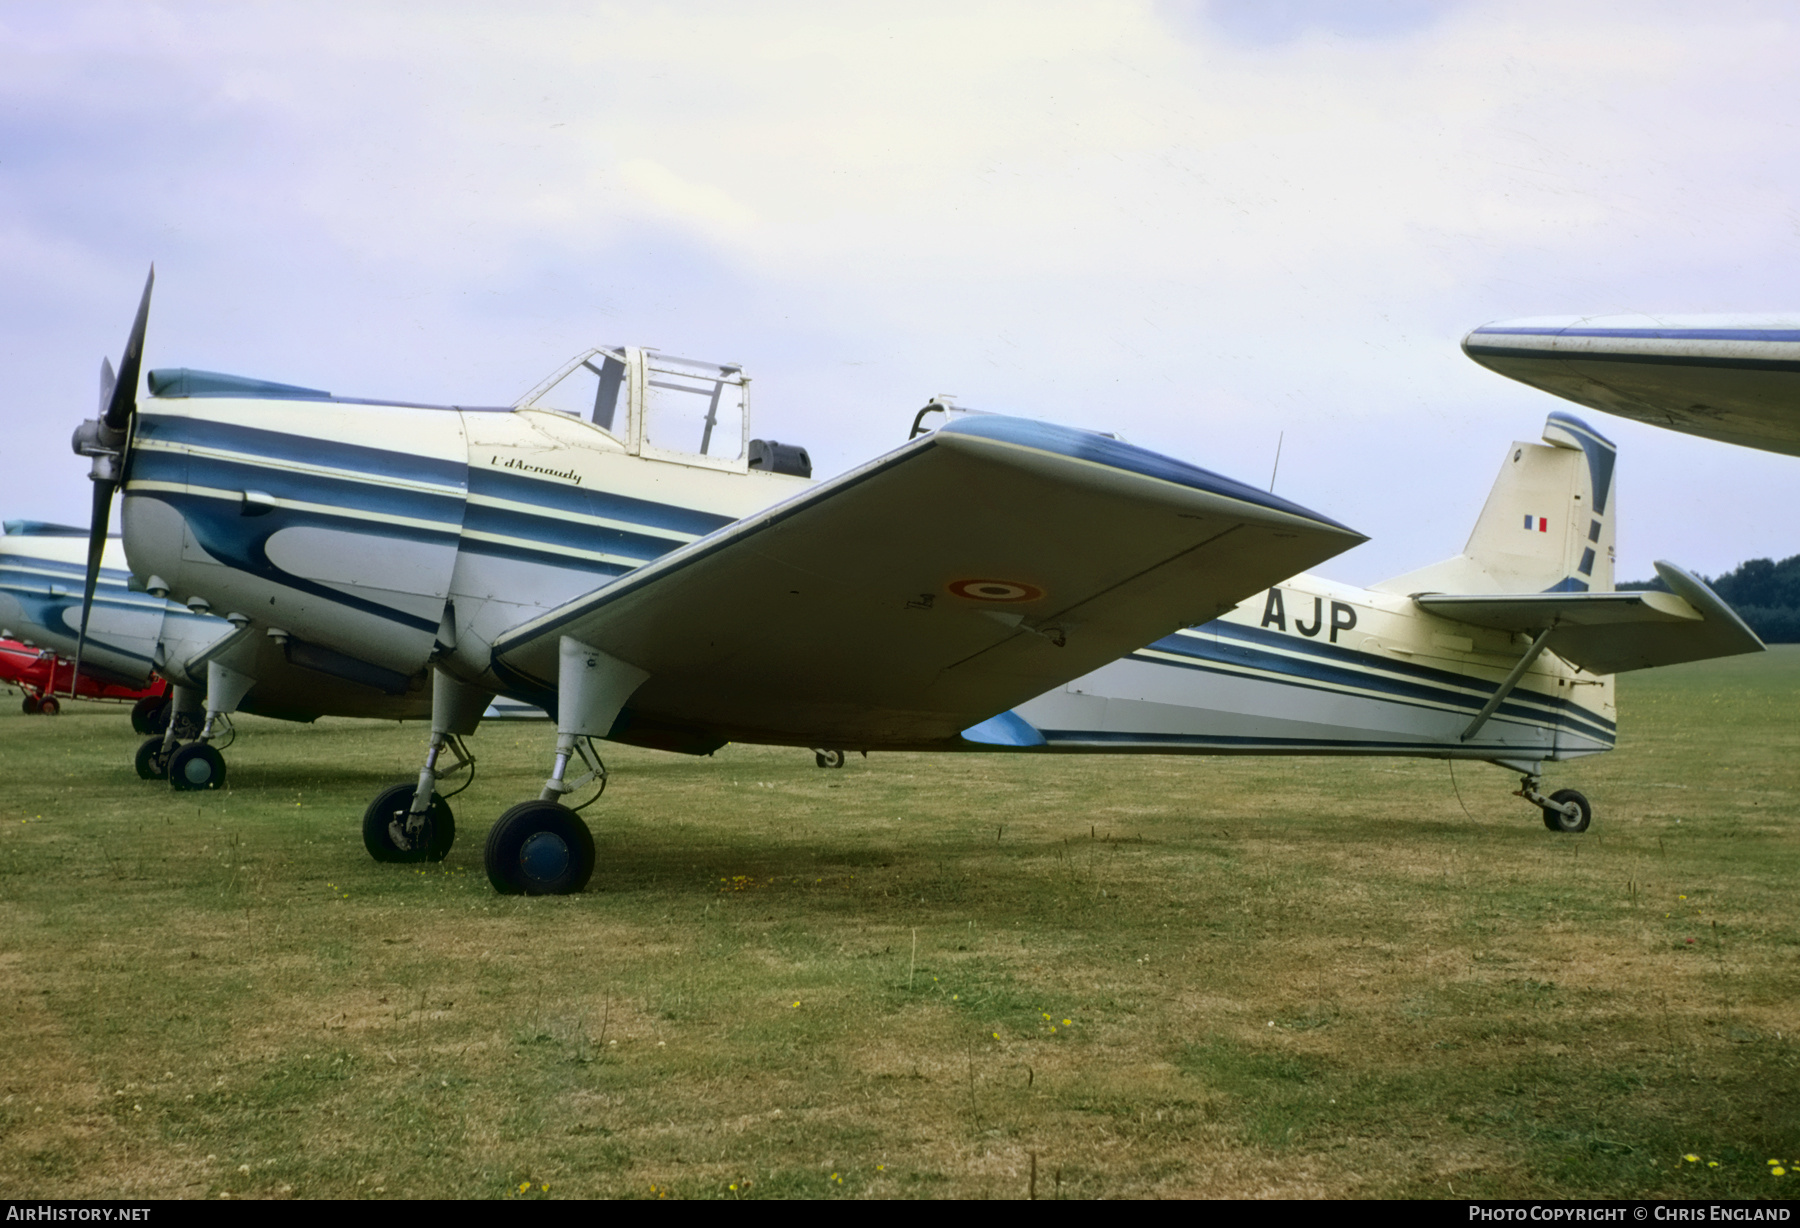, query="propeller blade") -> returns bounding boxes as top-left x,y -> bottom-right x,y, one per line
102,265 -> 154,432
71,476 -> 117,696
73,265 -> 152,693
